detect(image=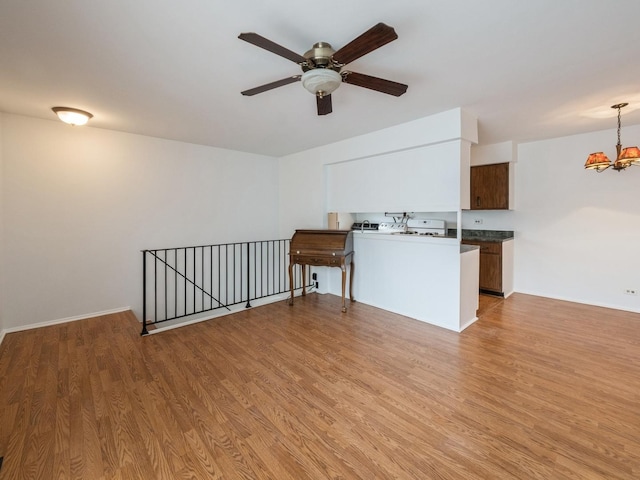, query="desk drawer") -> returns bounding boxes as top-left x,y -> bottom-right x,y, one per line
291,255 -> 342,267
